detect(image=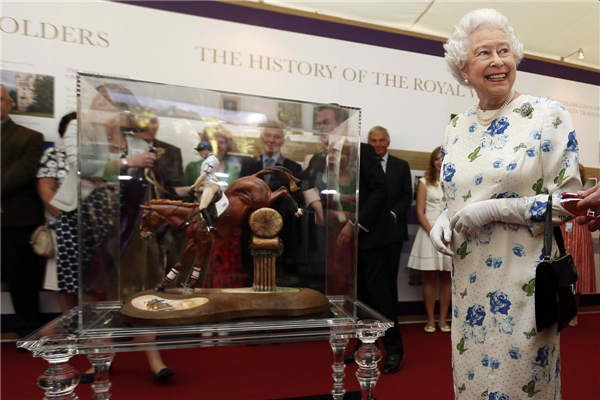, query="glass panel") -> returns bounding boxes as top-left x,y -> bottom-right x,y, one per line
78,74 -> 360,330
